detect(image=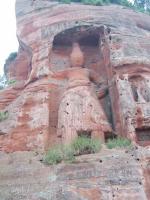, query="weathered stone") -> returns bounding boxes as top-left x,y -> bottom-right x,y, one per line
0,1 -> 150,150
0,148 -> 149,200
0,1 -> 150,199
